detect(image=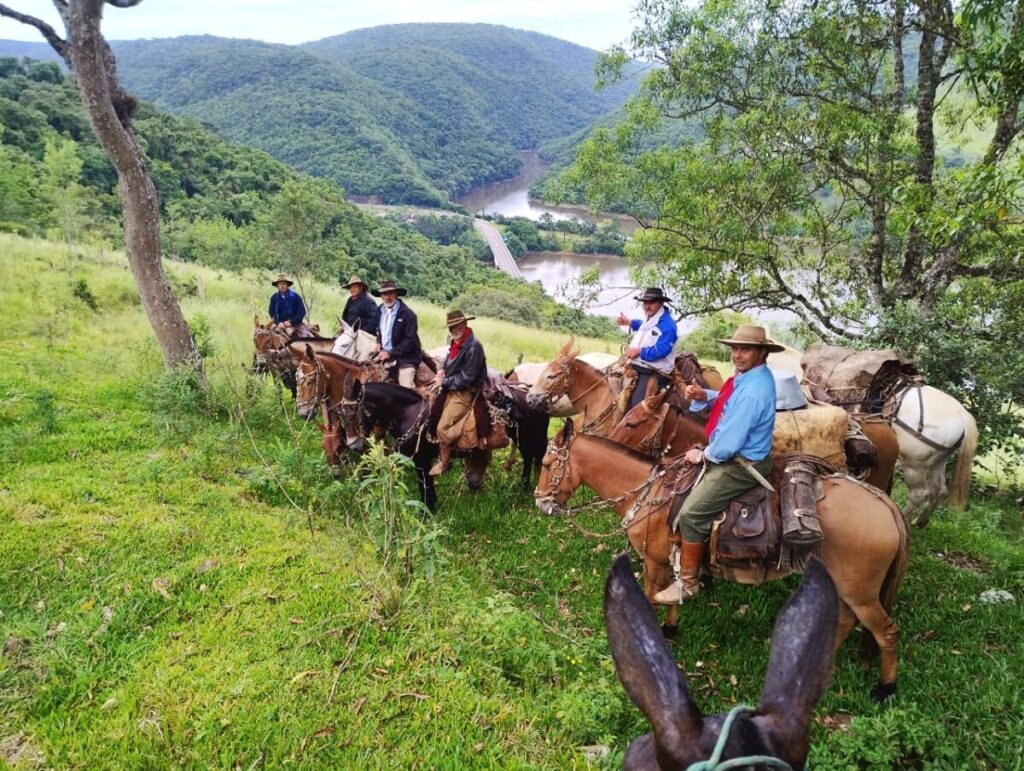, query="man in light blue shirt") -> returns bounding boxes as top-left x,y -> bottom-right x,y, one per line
654,325 -> 783,605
